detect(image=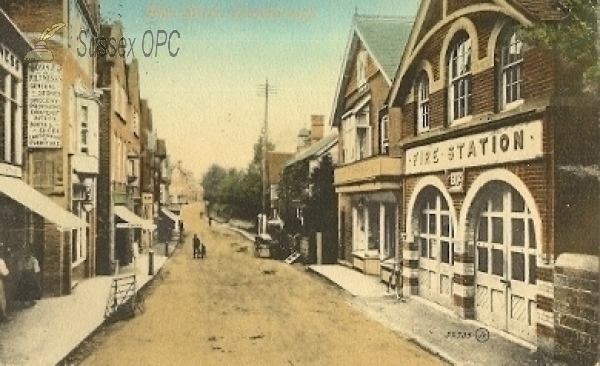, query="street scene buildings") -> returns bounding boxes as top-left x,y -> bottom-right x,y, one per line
0,0 -> 597,365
